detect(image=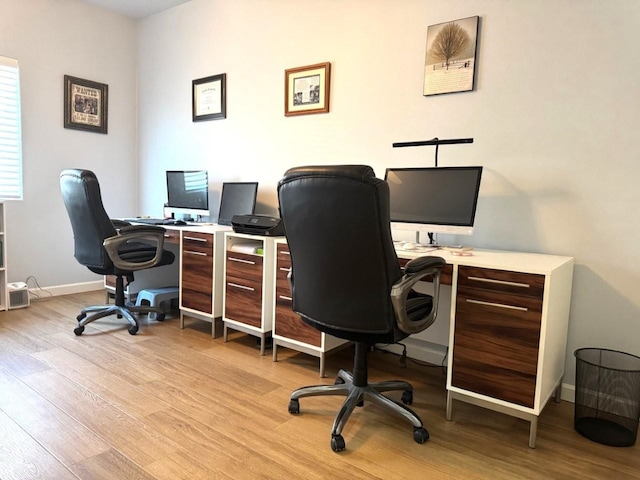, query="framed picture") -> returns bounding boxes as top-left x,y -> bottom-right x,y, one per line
284,62 -> 331,116
64,75 -> 108,134
193,73 -> 226,121
423,16 -> 479,96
